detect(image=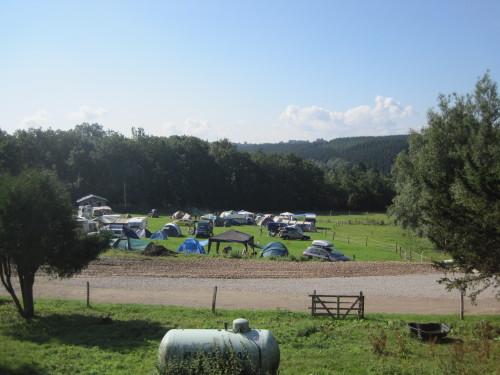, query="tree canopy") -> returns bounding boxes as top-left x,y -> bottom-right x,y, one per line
0,125 -> 394,212
0,169 -> 109,318
390,73 -> 500,298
